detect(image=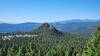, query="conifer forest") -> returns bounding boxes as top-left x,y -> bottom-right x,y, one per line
0,23 -> 99,56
